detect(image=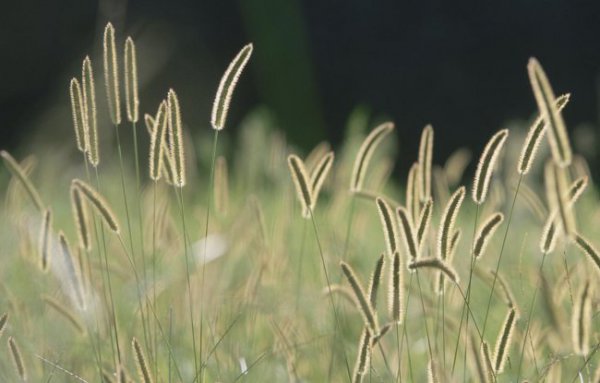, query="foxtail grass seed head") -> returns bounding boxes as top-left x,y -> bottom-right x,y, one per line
132,337 -> 153,383
8,336 -> 26,381
214,156 -> 229,215
309,151 -> 334,208
341,261 -> 379,334
69,78 -> 87,152
368,254 -> 385,309
572,281 -> 591,355
149,101 -> 168,181
417,198 -> 433,249
437,186 -> 465,260
472,129 -> 509,204
396,206 -> 419,260
376,197 -> 399,258
82,56 -> 99,166
0,150 -> 44,212
72,179 -> 120,233
473,212 -> 504,259
481,342 -> 495,383
574,233 -> 600,277
388,251 -> 403,323
518,94 -> 570,174
71,186 -> 90,251
211,43 -> 253,130
540,214 -> 558,254
124,37 -> 139,123
408,257 -> 460,285
287,154 -> 313,218
406,162 -> 421,224
493,307 -> 518,374
418,124 -> 434,202
566,176 -> 588,205
350,122 -> 394,192
103,22 -> 121,125
40,208 -> 52,271
528,58 -> 572,167
352,328 -> 371,383
167,89 -> 186,187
